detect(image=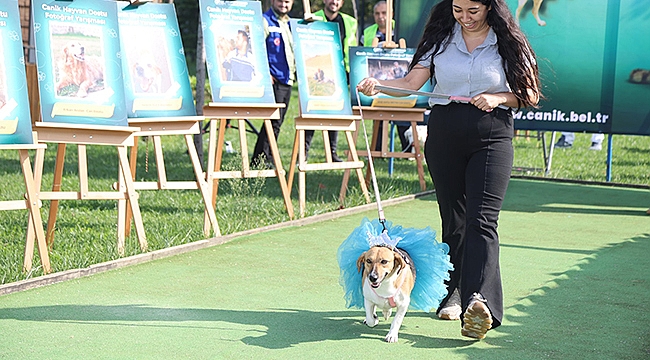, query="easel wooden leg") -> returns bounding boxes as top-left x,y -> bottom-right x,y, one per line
204,119 -> 226,235
344,130 -> 370,204
25,146 -> 46,271
410,121 -> 427,191
117,159 -> 128,256
124,137 -> 139,237
184,134 -> 220,236
117,146 -> 147,251
298,129 -> 307,217
264,119 -> 294,219
287,130 -> 300,195
20,149 -> 51,274
46,143 -> 66,246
